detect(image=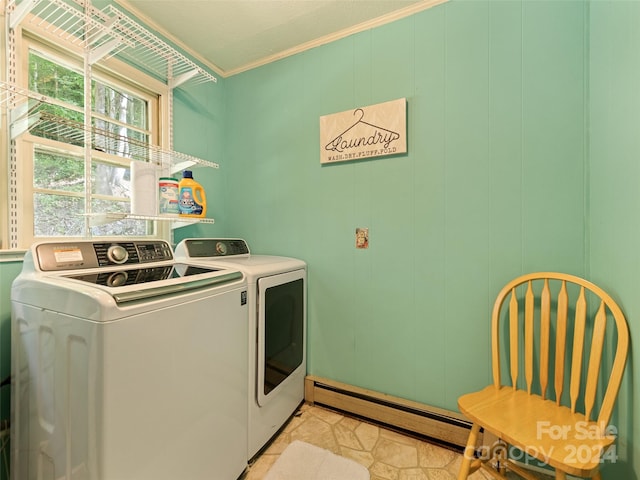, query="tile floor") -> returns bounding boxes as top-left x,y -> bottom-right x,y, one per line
243,403 -> 552,480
